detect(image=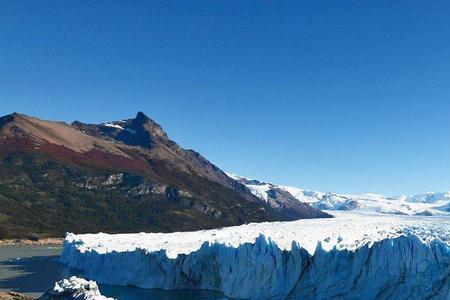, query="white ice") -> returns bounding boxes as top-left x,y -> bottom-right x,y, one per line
42,276 -> 114,300
61,212 -> 450,299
